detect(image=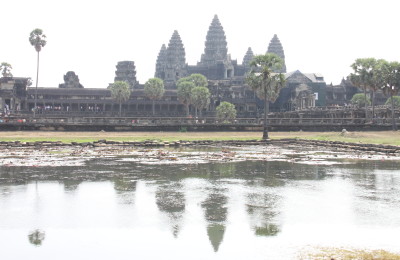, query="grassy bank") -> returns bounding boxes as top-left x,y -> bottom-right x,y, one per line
0,131 -> 399,145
